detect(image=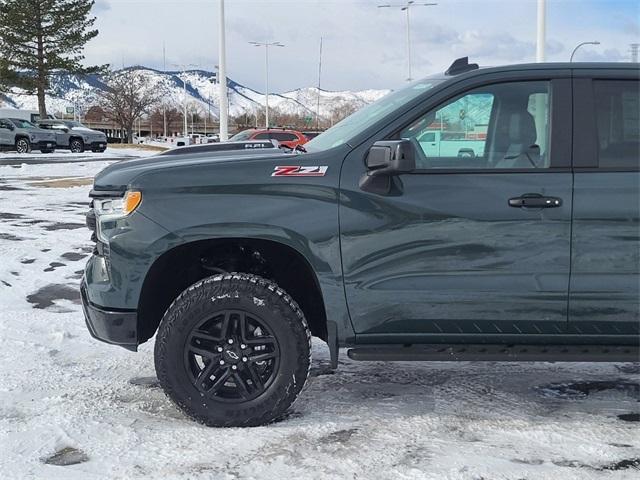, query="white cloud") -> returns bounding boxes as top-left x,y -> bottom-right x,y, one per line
82,0 -> 639,92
